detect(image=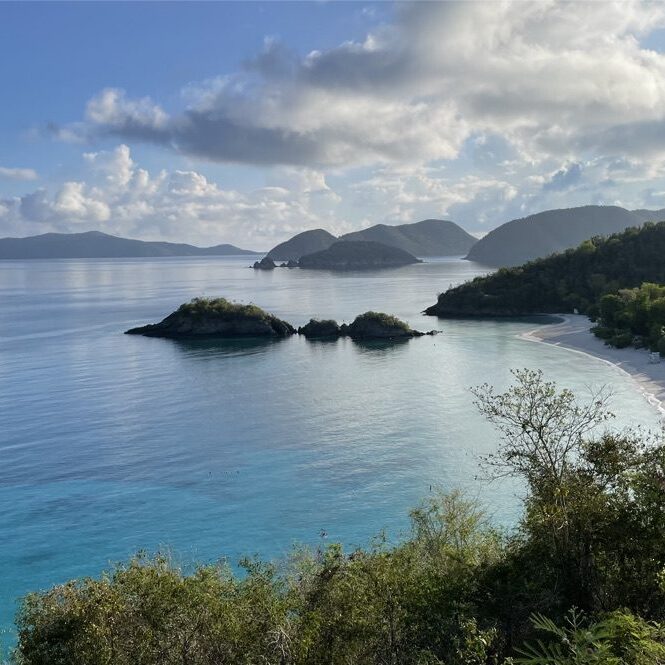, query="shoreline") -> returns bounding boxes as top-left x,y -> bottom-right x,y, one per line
520,314 -> 665,419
